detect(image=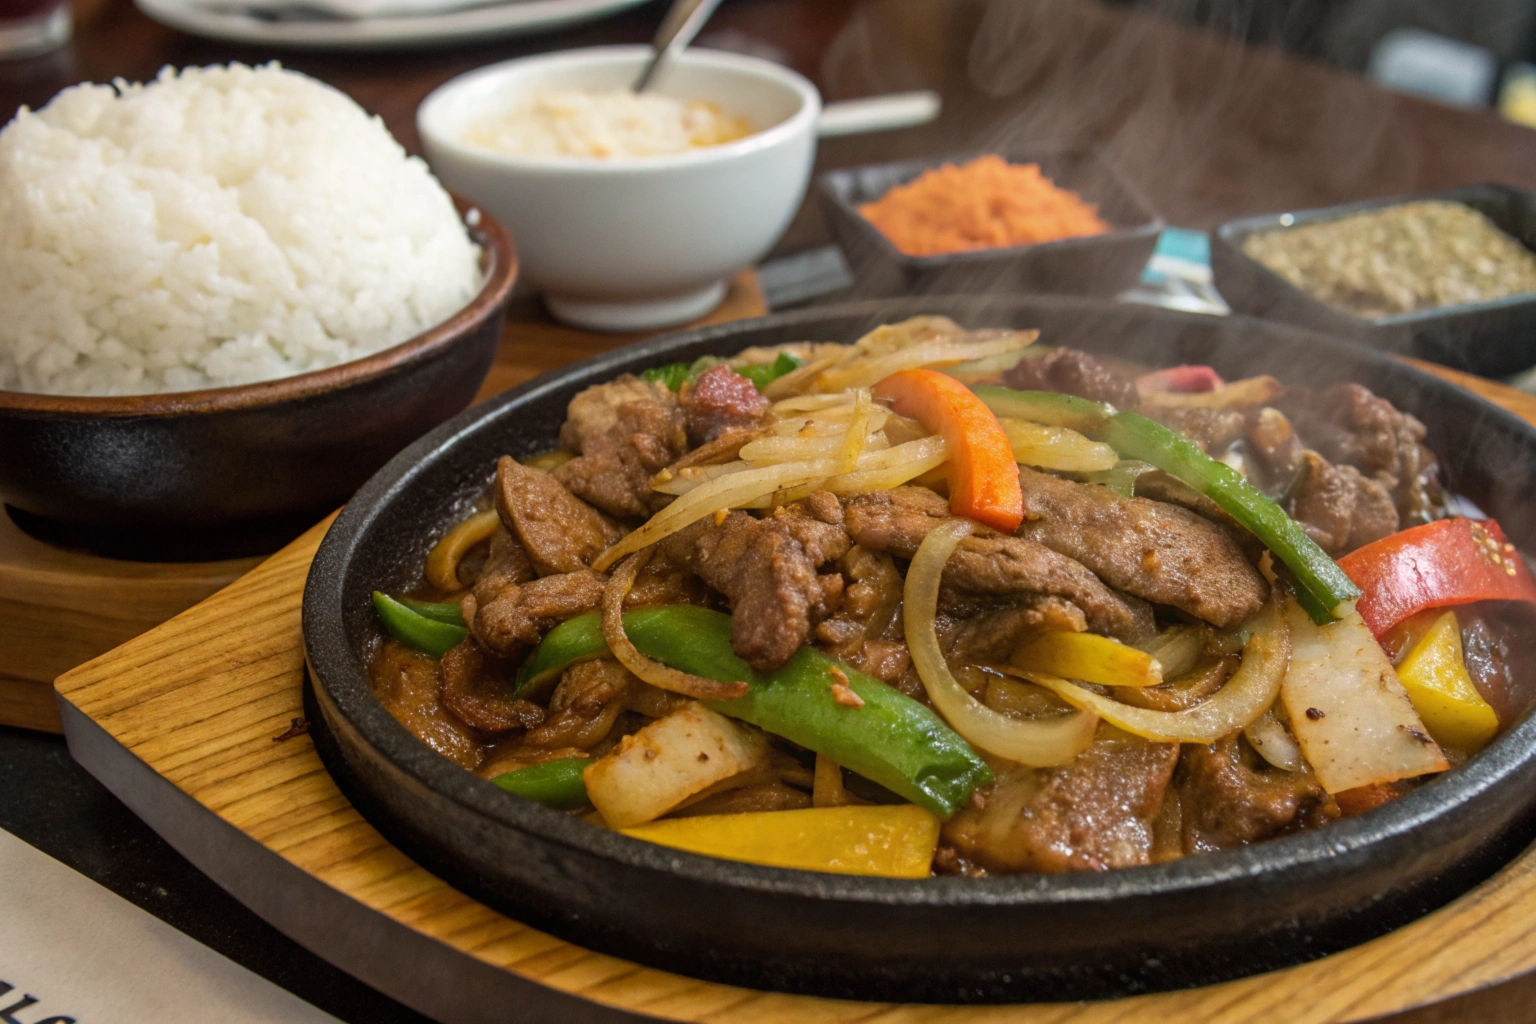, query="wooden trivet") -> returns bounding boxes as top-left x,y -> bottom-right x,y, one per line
3,272 -> 766,735
49,361 -> 1536,1024
48,514 -> 1536,1023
